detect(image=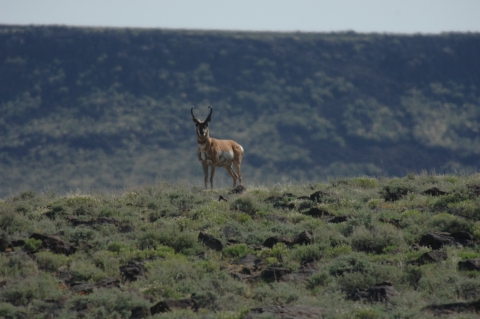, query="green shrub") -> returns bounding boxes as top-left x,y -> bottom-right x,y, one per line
328,253 -> 376,277
1,273 -> 62,306
0,211 -> 30,233
138,228 -> 200,254
23,238 -> 42,252
380,181 -> 415,202
230,198 -> 257,216
307,271 -> 331,290
35,251 -> 68,272
0,302 -> 22,318
69,258 -> 106,282
429,213 -> 471,233
350,224 -> 407,254
69,288 -> 151,319
351,177 -> 379,189
0,253 -> 38,278
222,244 -> 254,259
